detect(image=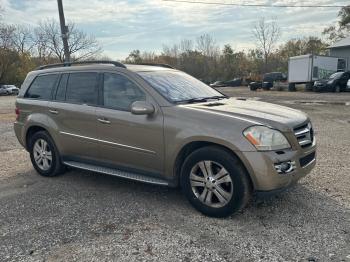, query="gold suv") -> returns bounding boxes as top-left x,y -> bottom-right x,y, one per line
14,61 -> 316,217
